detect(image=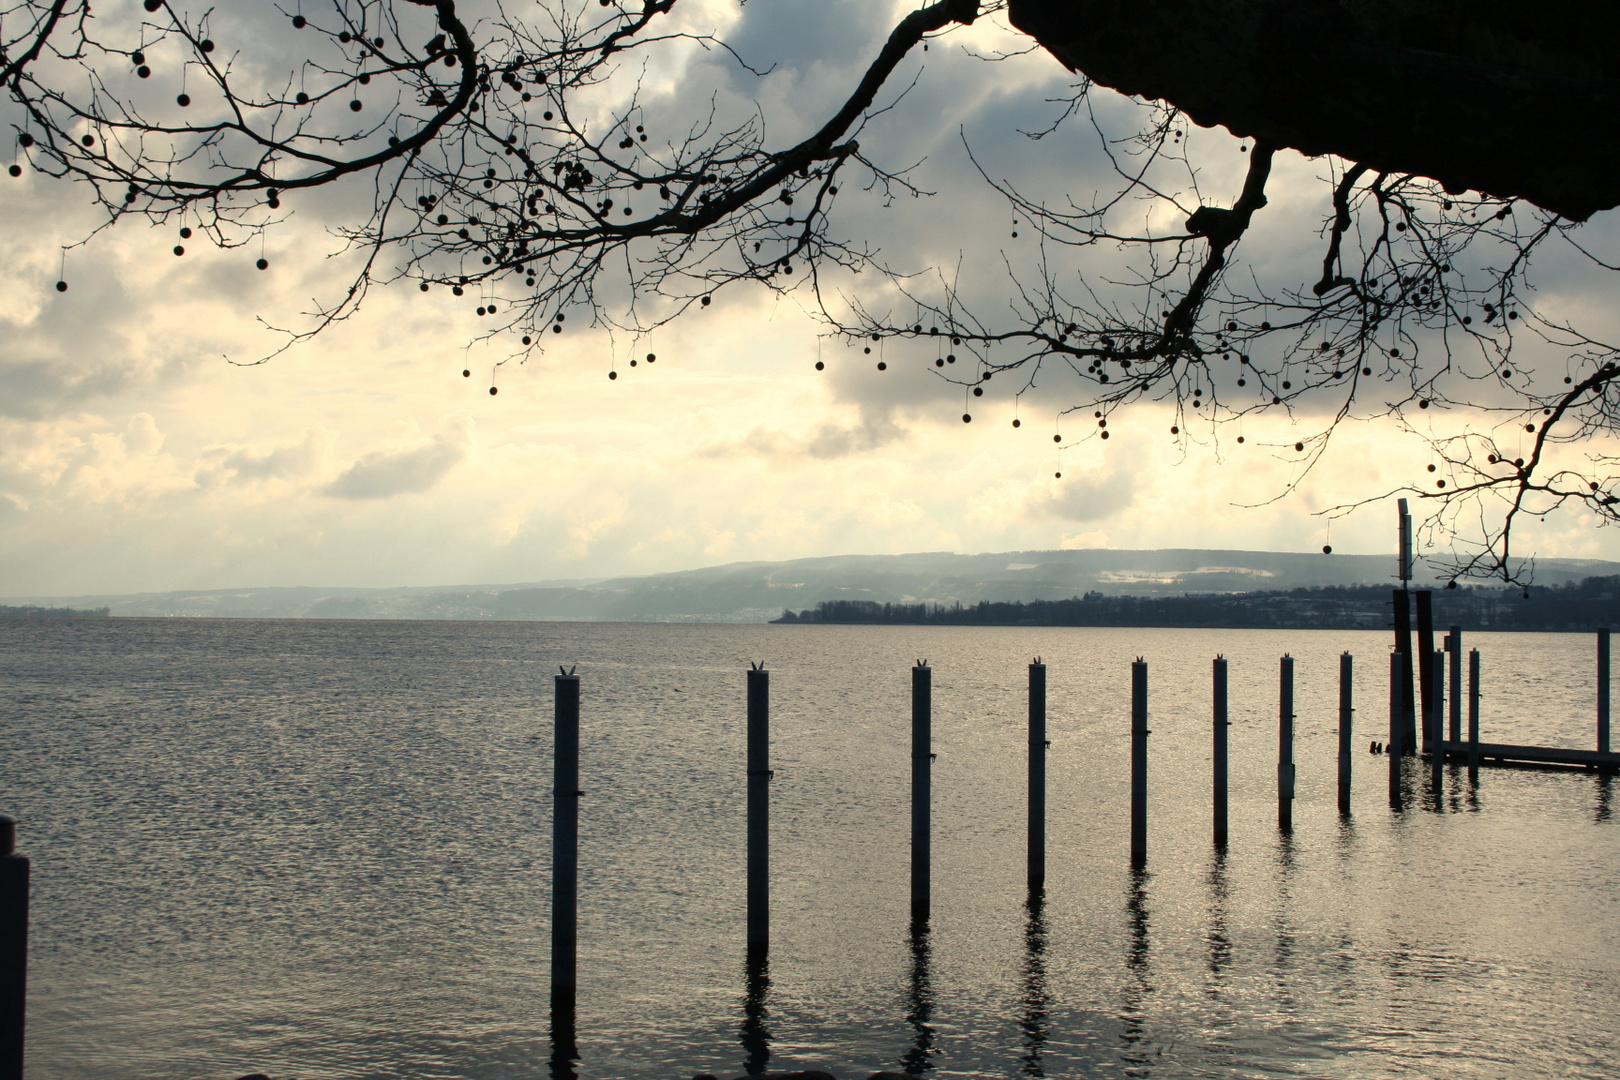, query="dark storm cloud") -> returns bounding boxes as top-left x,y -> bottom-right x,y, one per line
322,430 -> 466,499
